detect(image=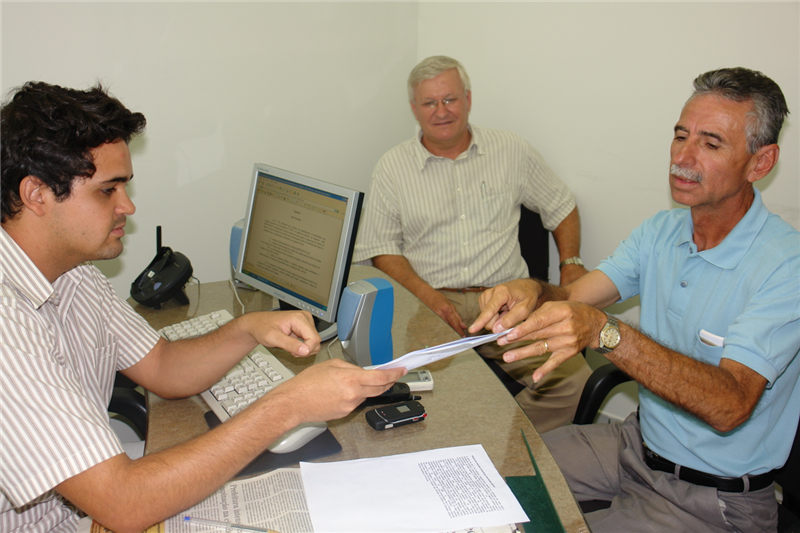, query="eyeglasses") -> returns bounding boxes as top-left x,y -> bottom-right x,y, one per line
417,96 -> 461,110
